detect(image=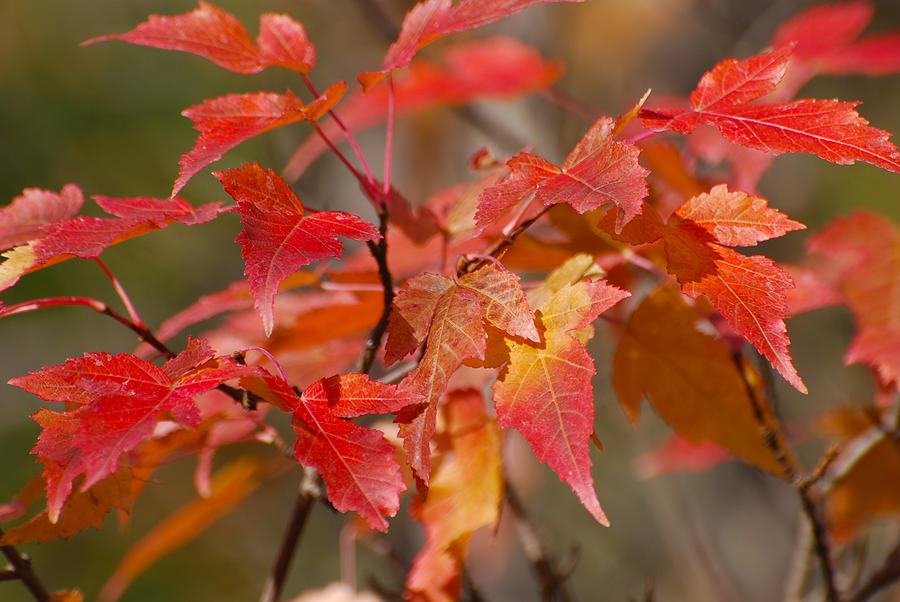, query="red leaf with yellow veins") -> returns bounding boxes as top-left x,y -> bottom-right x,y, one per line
384,273 -> 455,366
614,286 -> 787,477
175,82 -> 345,195
808,211 -> 900,385
493,268 -> 629,524
399,287 -> 486,482
457,262 -> 539,343
216,163 -> 380,336
392,262 -> 537,482
682,246 -> 806,393
674,184 -> 805,247
406,390 -> 502,601
358,0 -> 580,90
259,373 -> 407,531
9,338 -> 258,522
83,2 -> 315,75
